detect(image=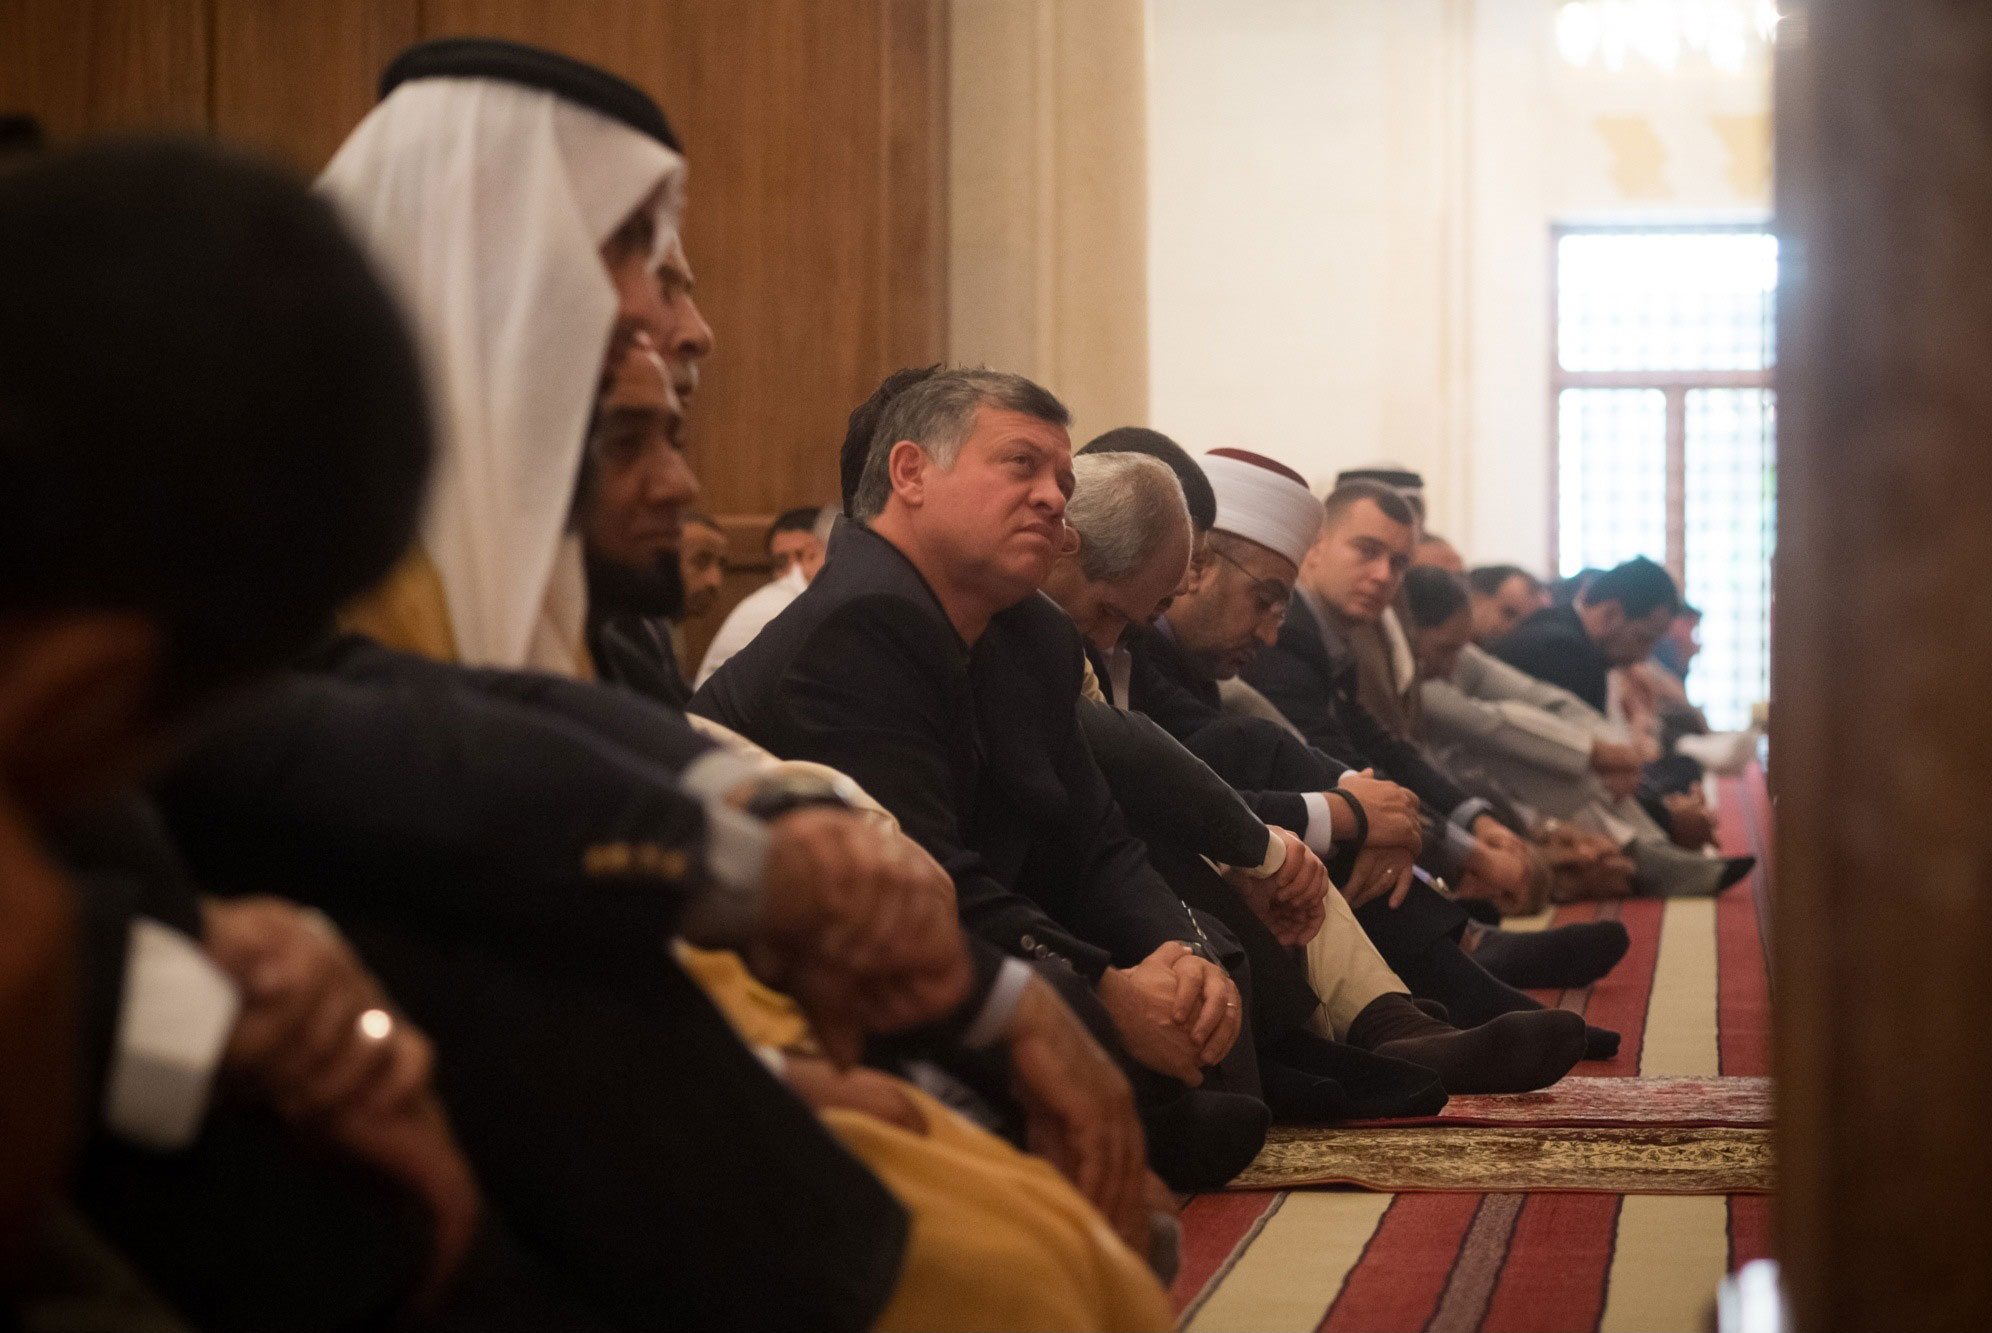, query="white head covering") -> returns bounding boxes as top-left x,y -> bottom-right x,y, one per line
1202,448 -> 1323,568
318,76 -> 686,670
